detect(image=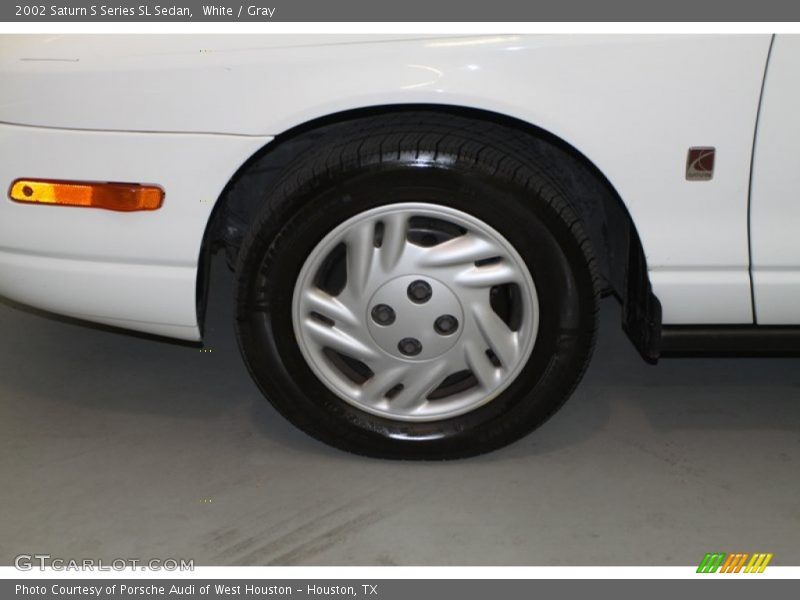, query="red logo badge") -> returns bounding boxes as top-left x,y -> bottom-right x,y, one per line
686,147 -> 715,181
